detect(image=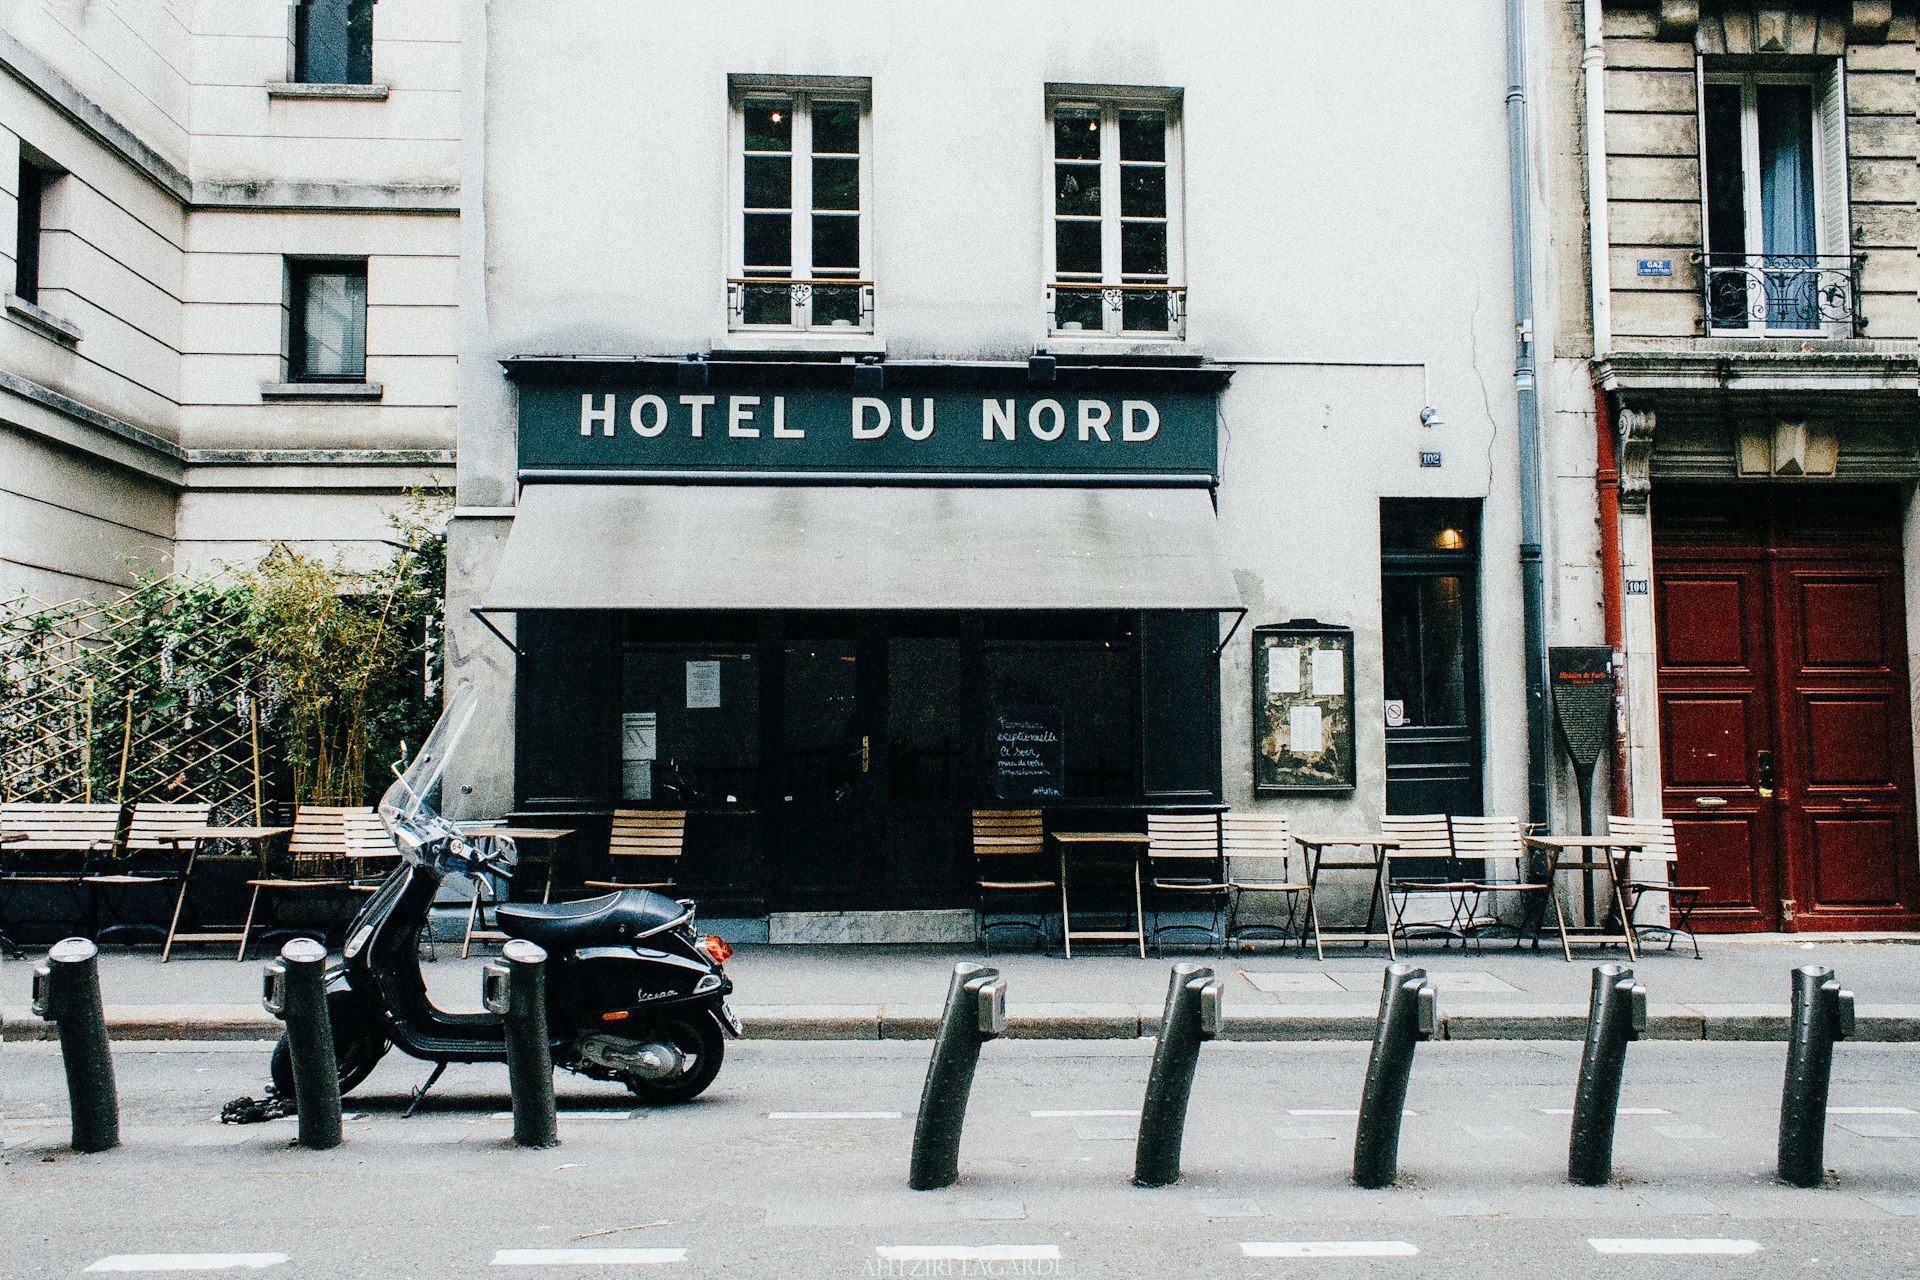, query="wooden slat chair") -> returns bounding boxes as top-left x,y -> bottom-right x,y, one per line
0,802 -> 122,956
240,806 -> 383,961
1221,812 -> 1307,948
1608,814 -> 1707,959
972,809 -> 1057,952
85,801 -> 210,951
1379,813 -> 1473,947
1447,815 -> 1550,950
1145,812 -> 1228,955
582,810 -> 686,893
